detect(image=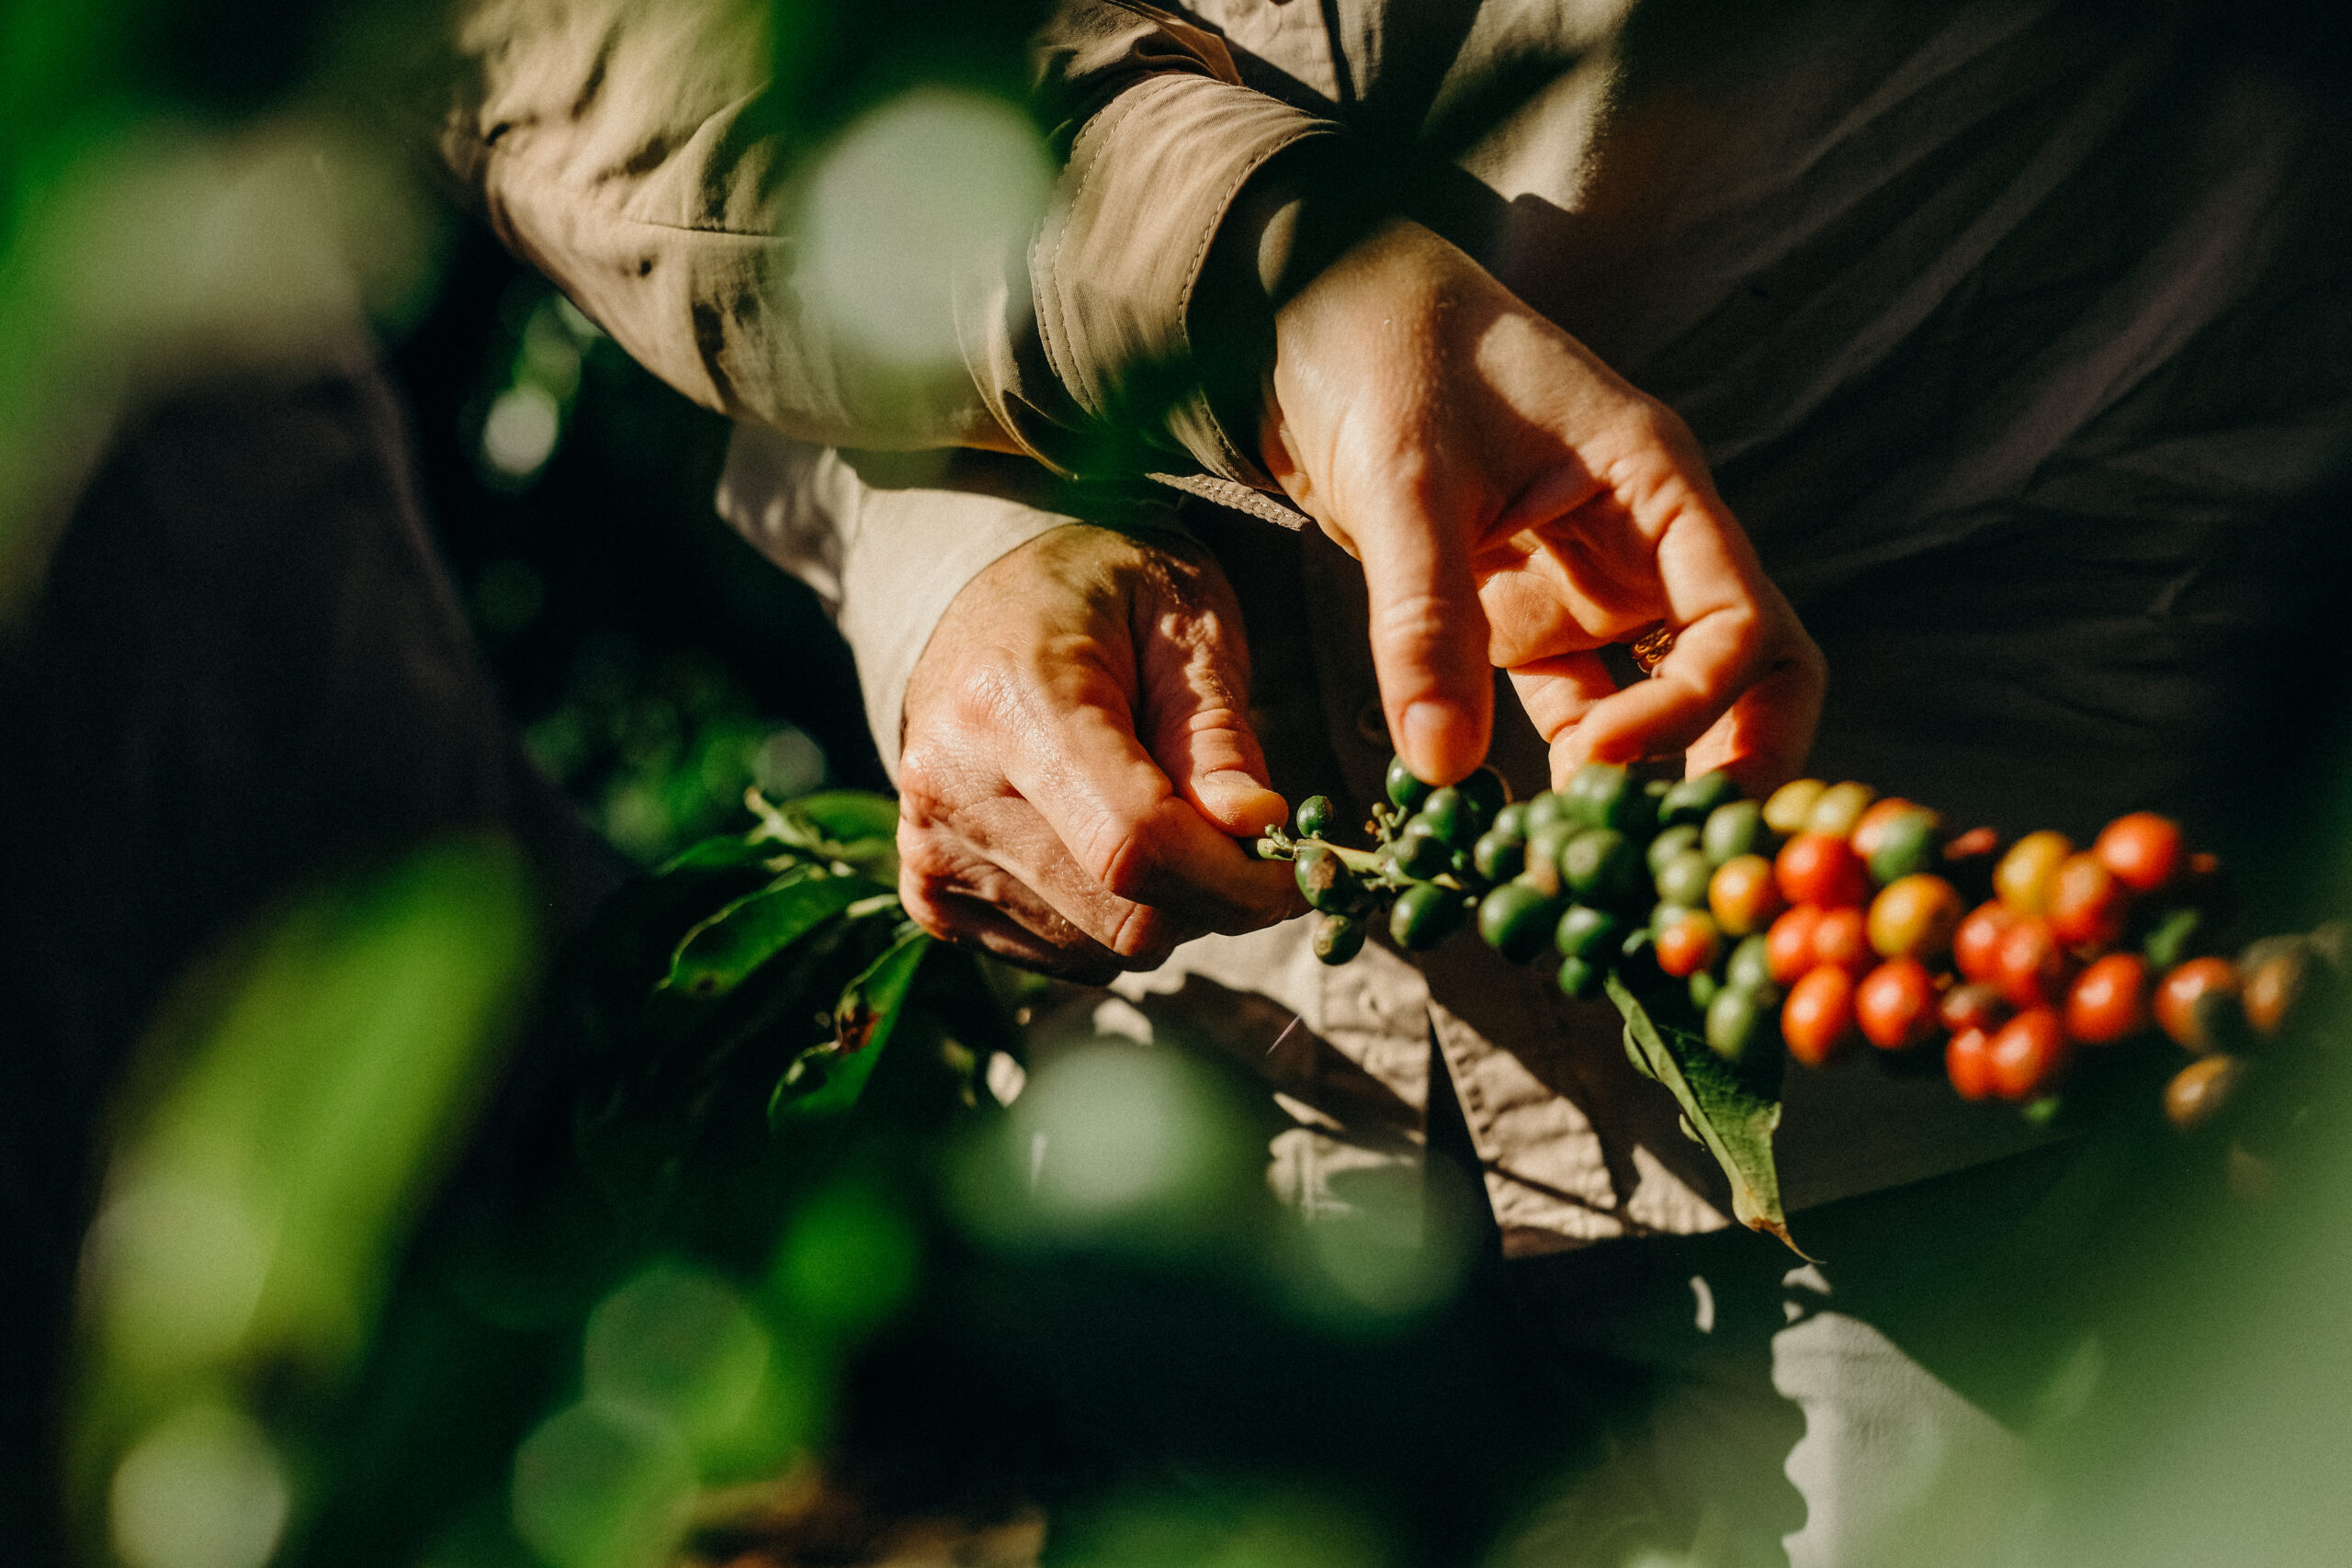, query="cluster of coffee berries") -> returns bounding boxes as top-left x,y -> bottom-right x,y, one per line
1257,760 -> 2340,1135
